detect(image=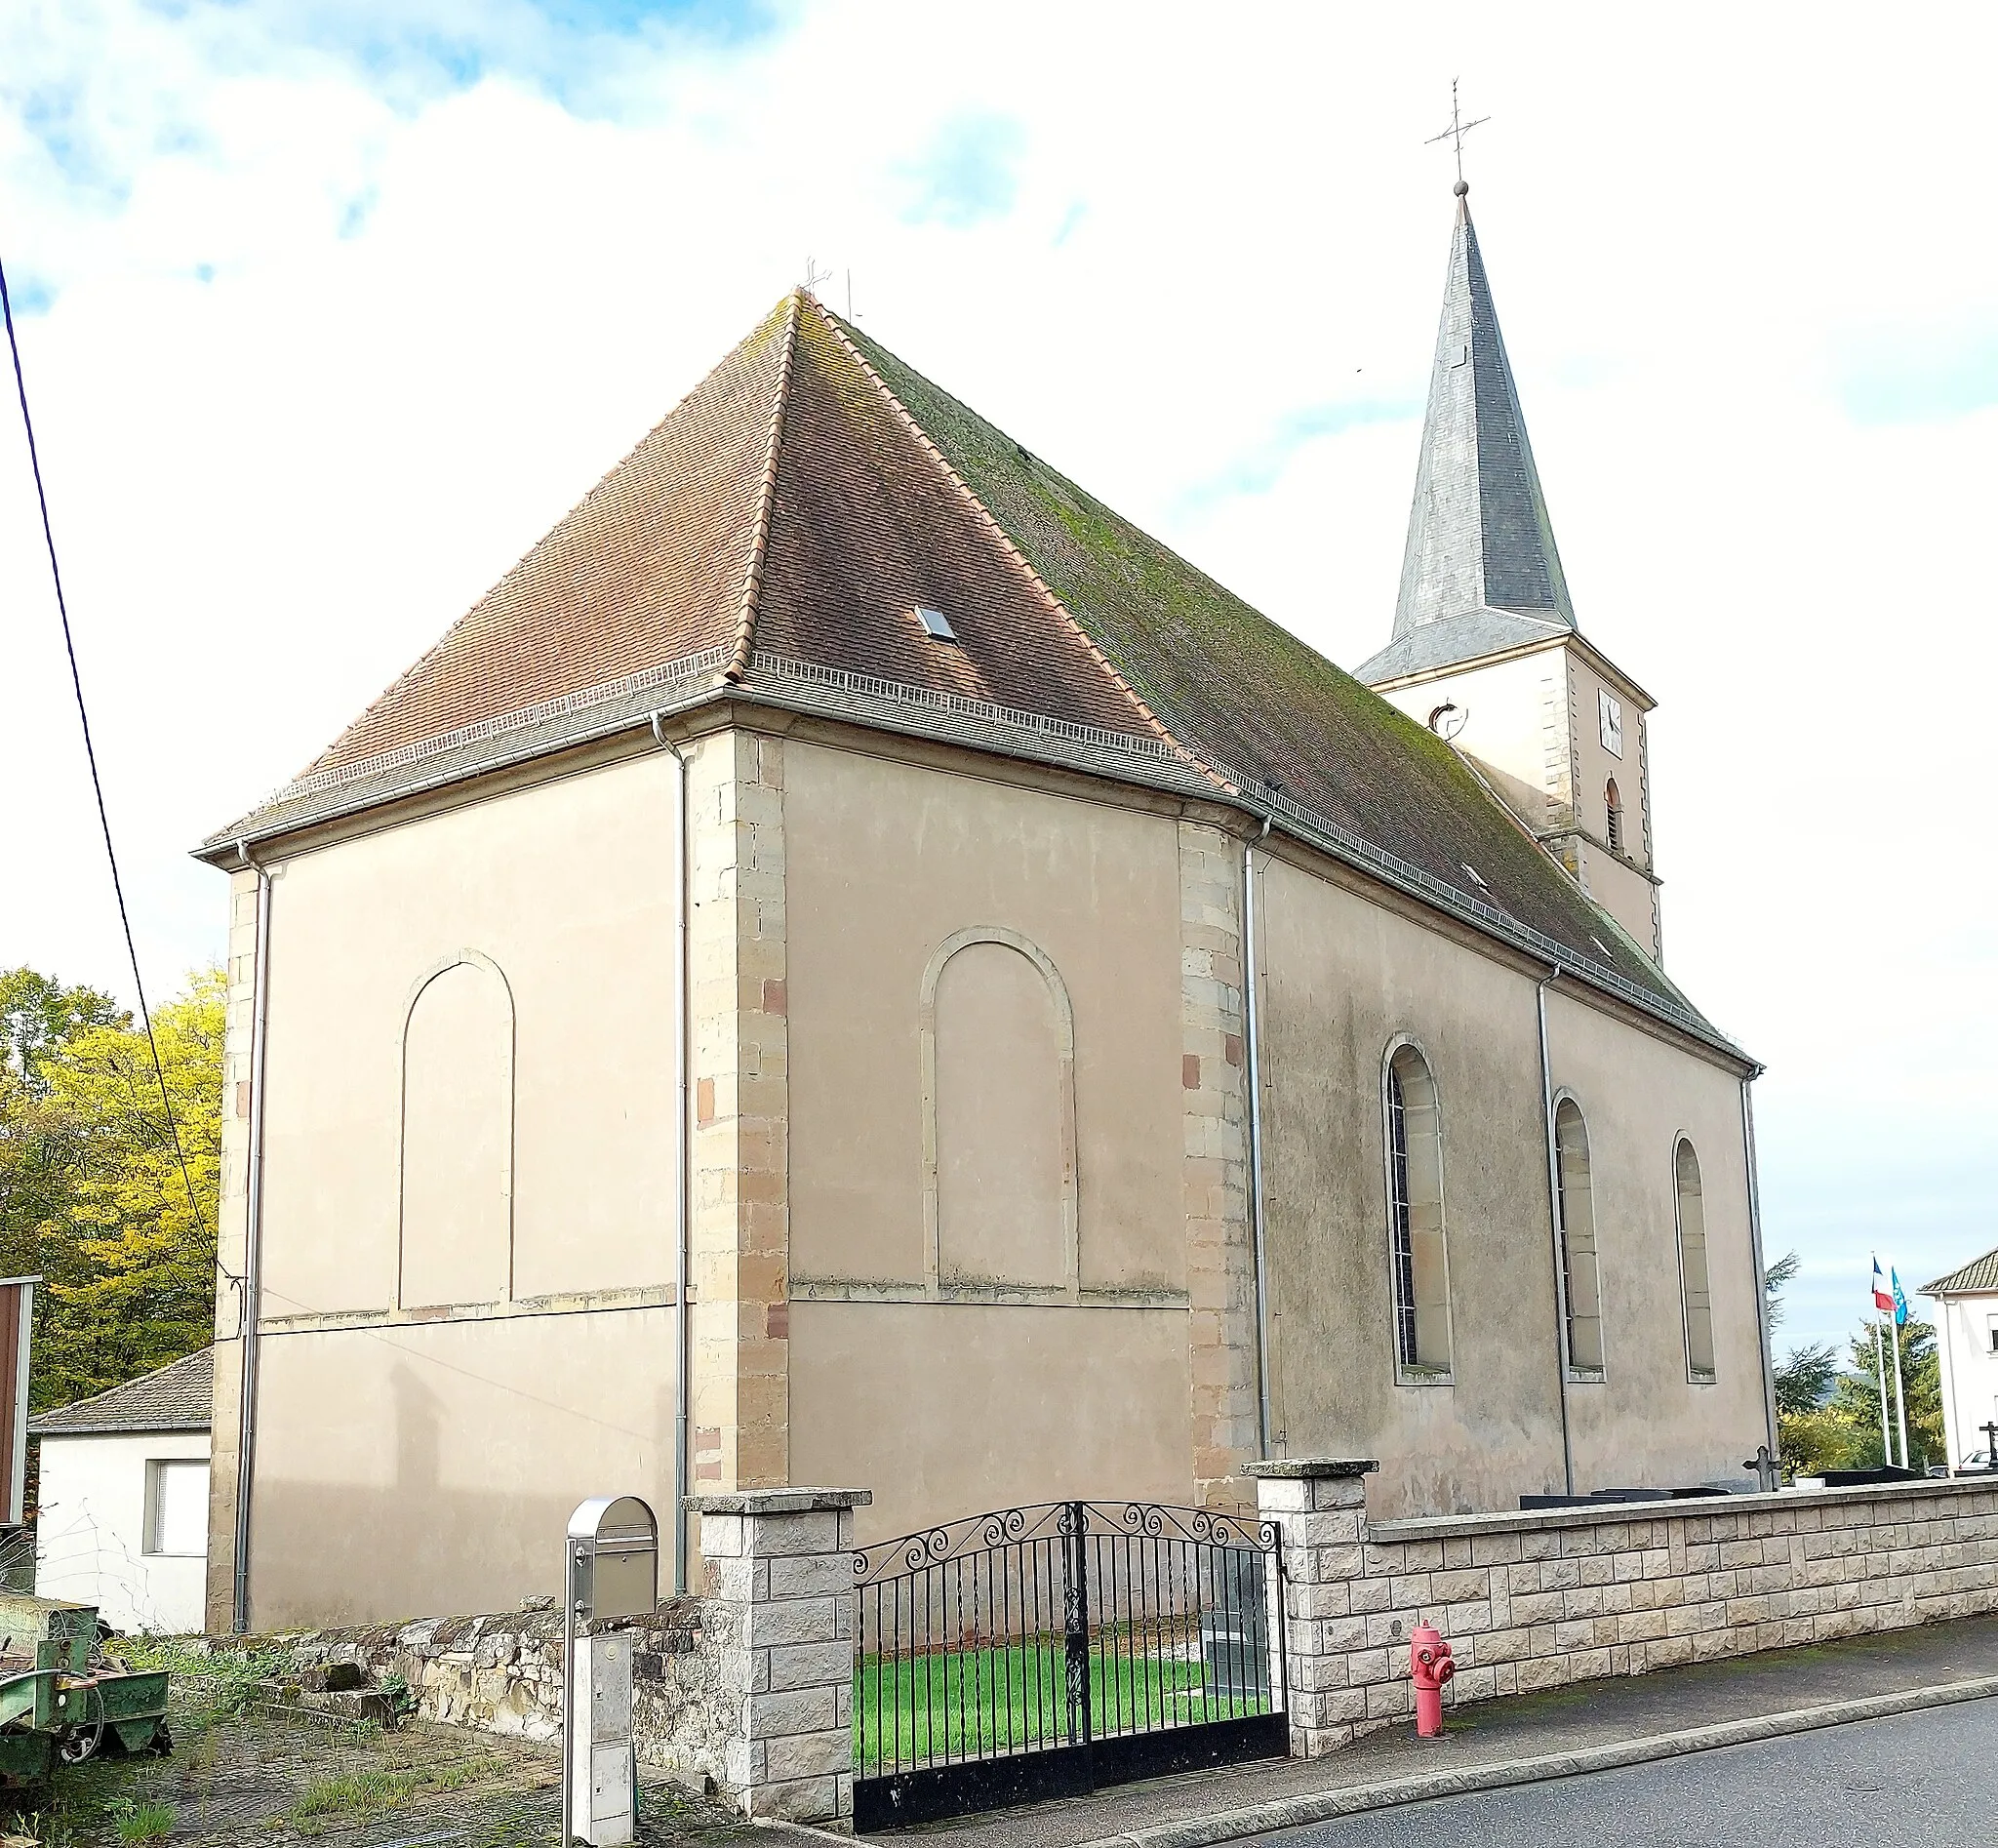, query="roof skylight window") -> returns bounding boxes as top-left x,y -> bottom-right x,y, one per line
913,605 -> 957,642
